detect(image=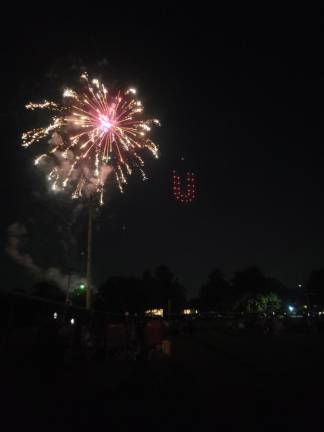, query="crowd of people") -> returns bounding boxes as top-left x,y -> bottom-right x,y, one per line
37,316 -> 173,364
